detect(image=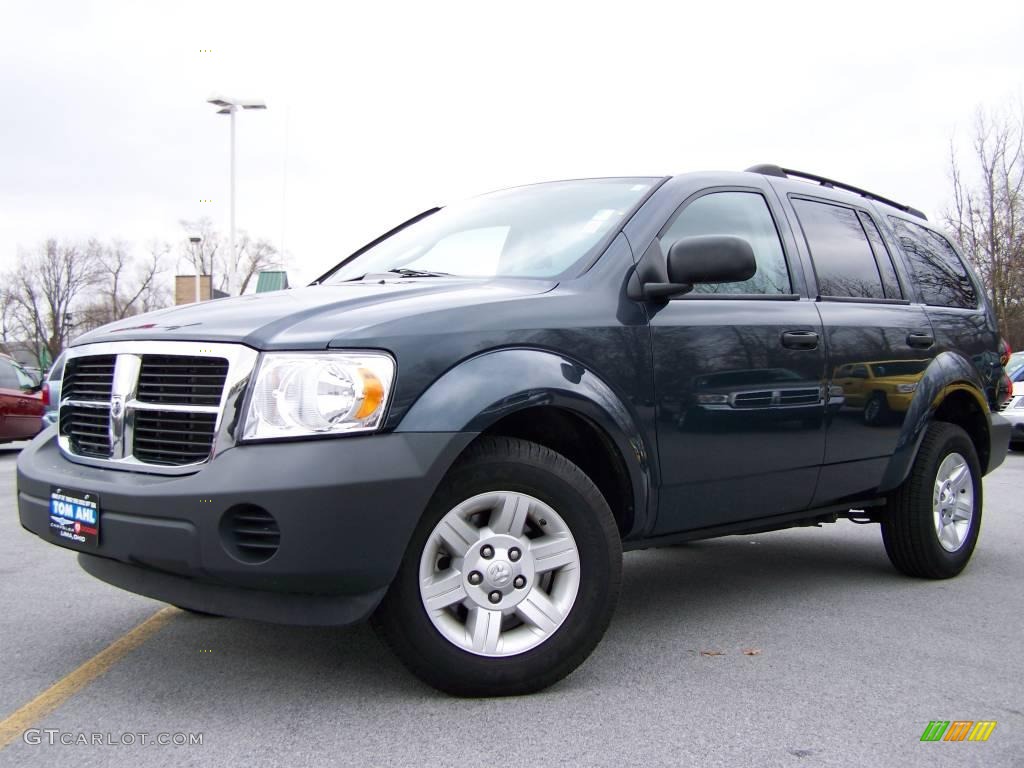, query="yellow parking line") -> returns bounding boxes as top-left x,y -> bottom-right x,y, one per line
0,607 -> 178,750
